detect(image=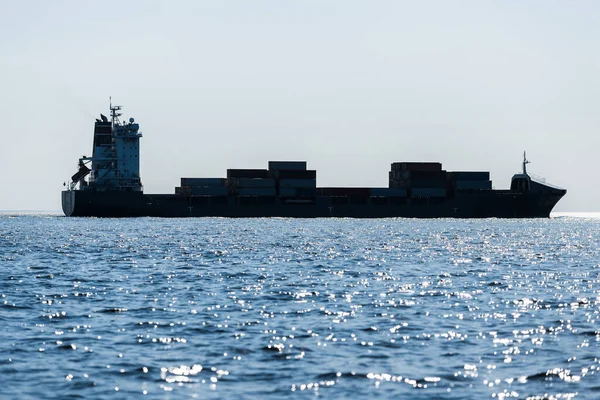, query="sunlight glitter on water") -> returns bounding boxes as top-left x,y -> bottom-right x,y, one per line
1,216 -> 600,398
